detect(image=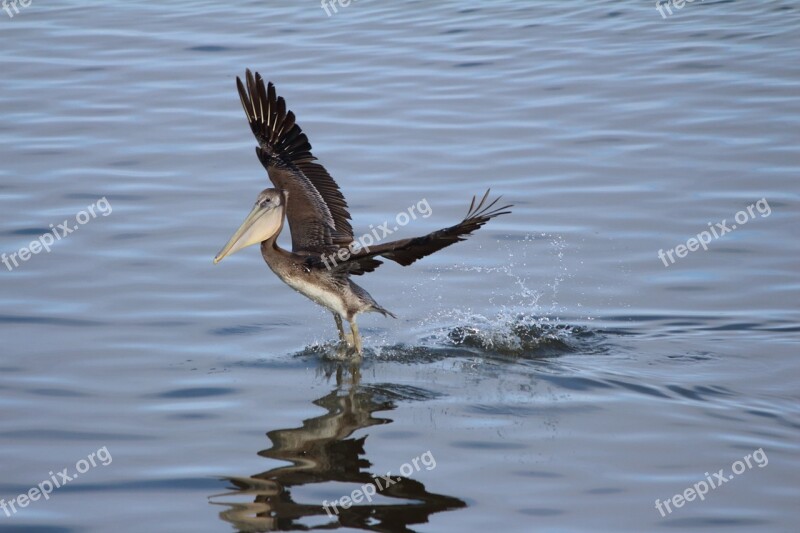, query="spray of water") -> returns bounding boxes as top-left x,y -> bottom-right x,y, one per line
368,233 -> 598,358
